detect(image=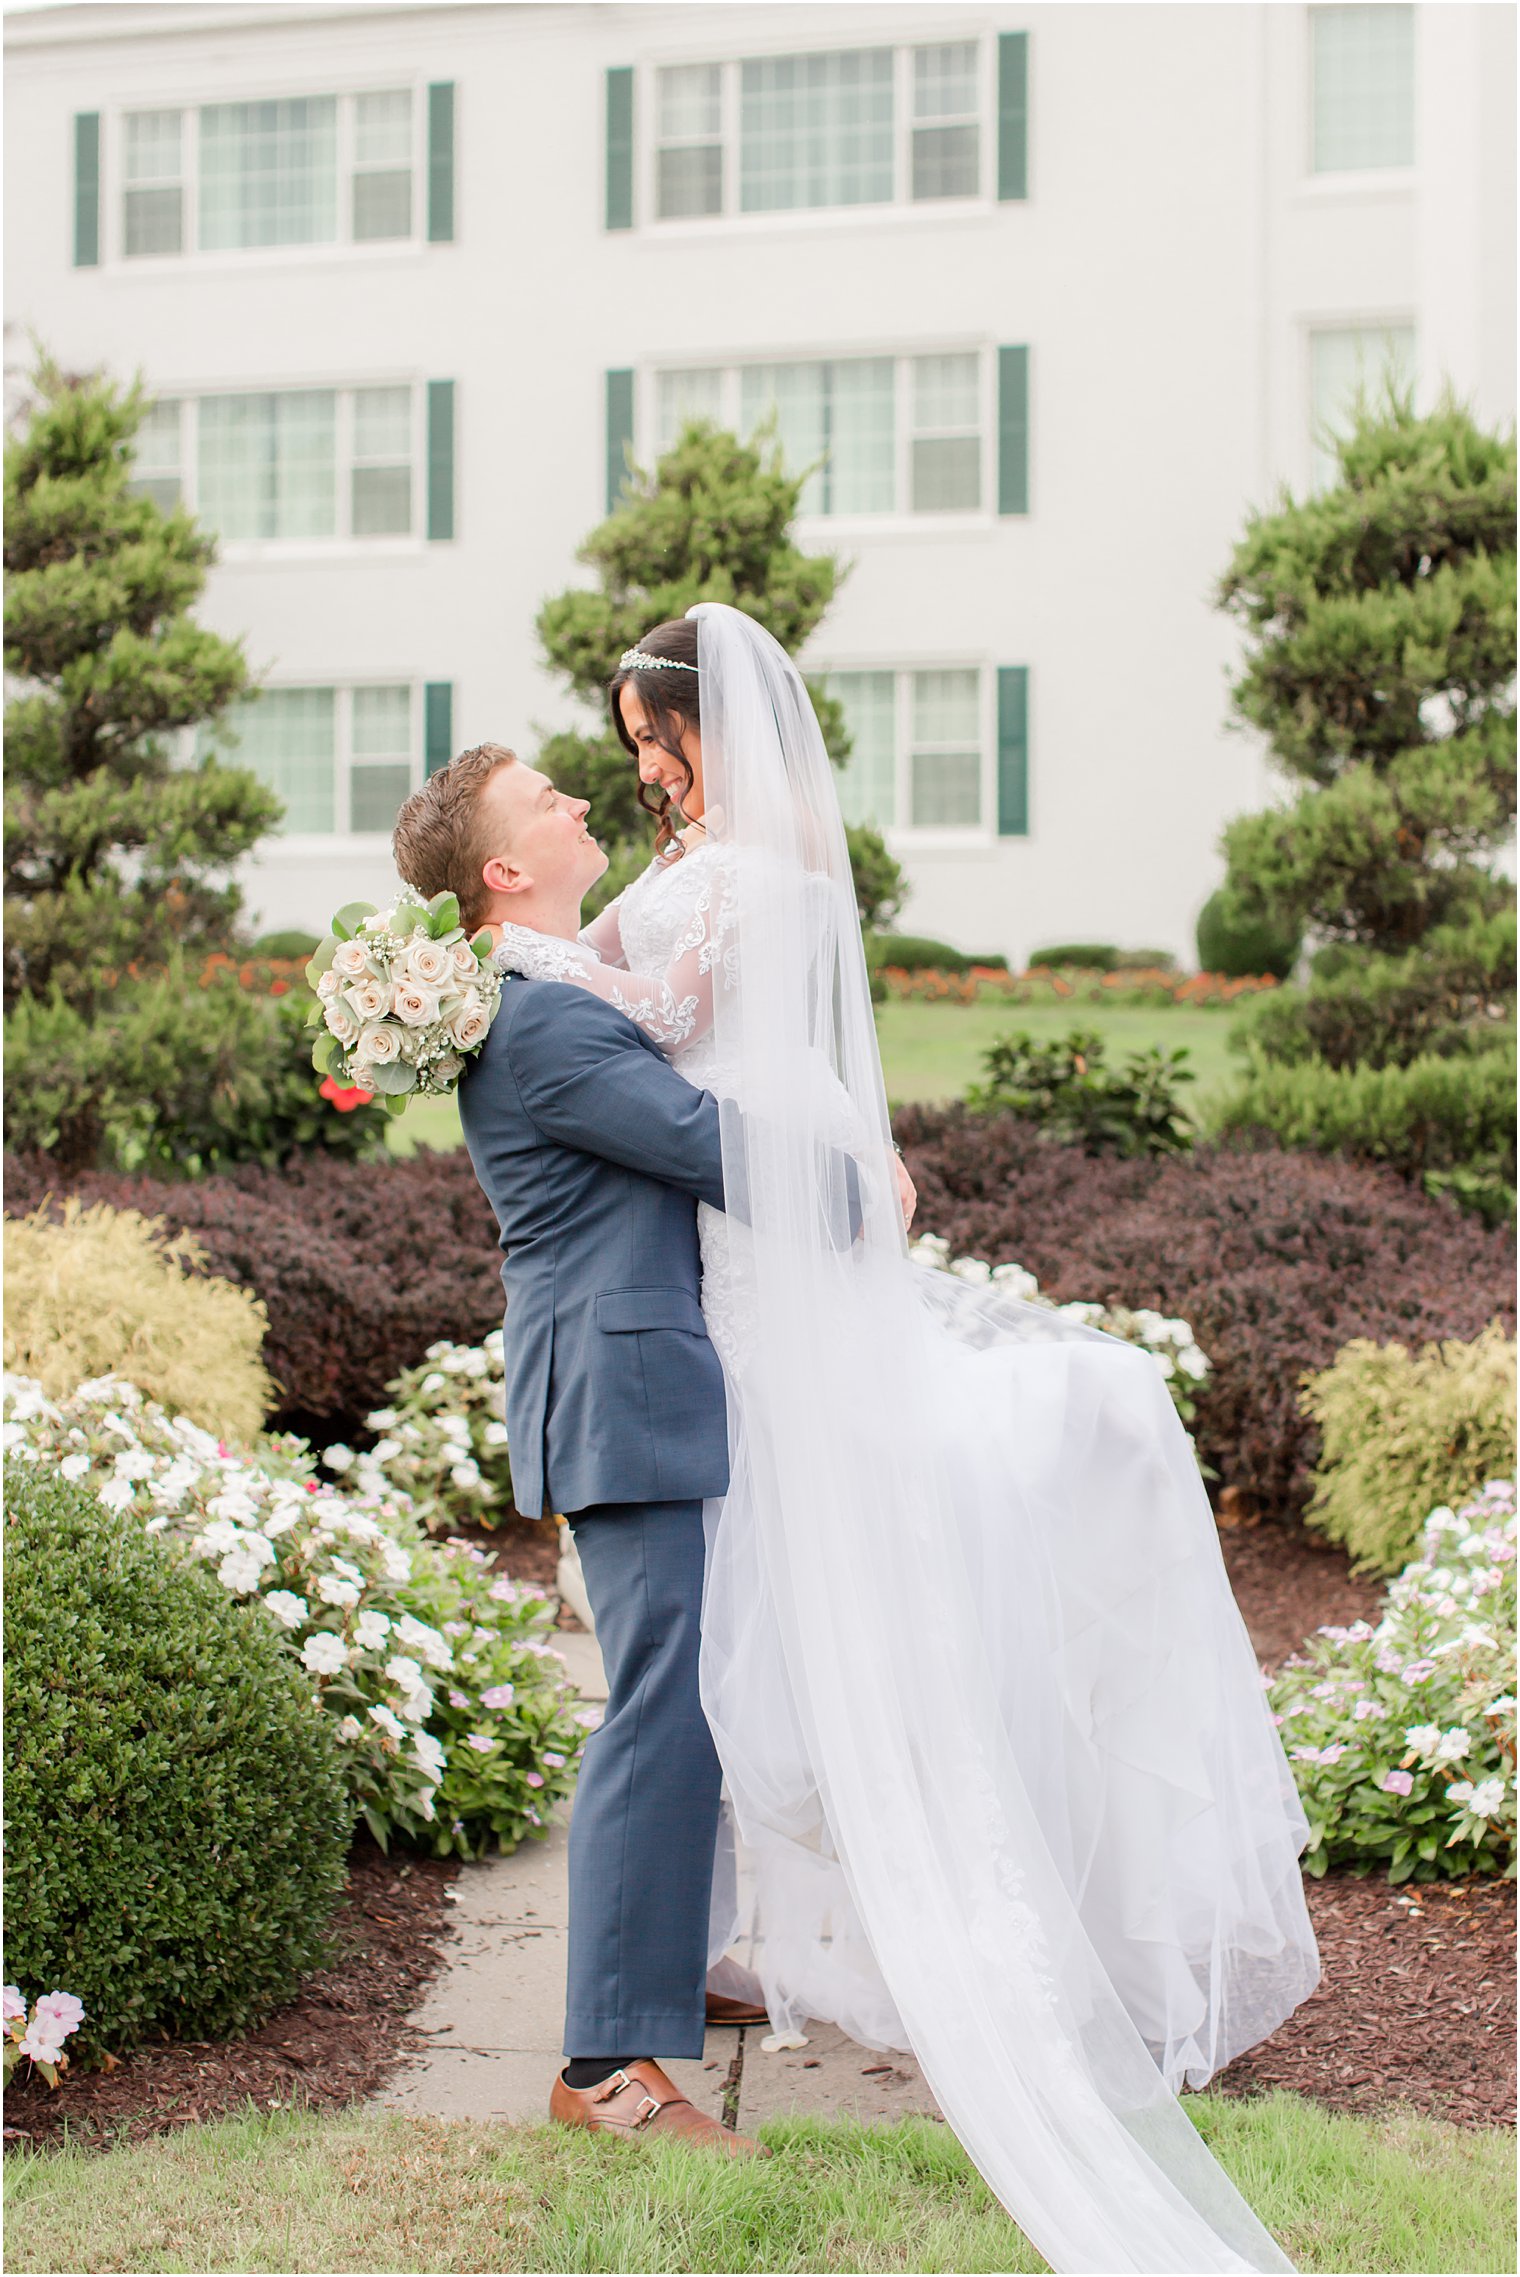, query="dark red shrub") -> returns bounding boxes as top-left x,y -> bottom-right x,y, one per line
894,1108 -> 1516,1519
